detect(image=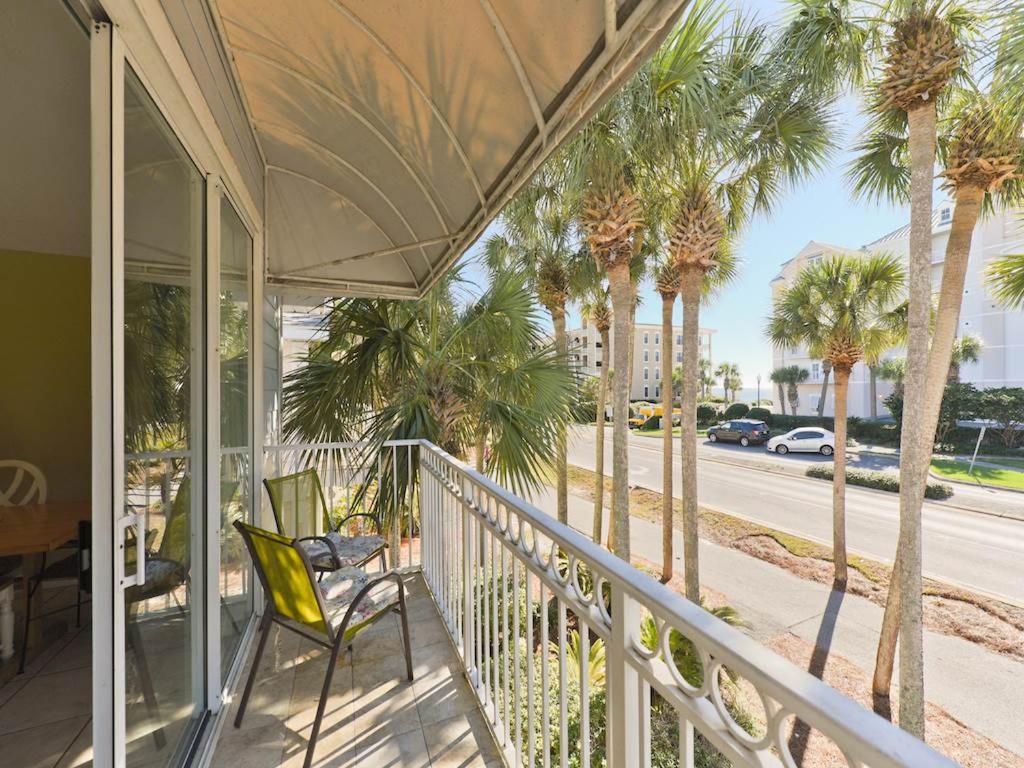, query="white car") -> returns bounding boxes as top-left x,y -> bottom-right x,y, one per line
767,427 -> 835,456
